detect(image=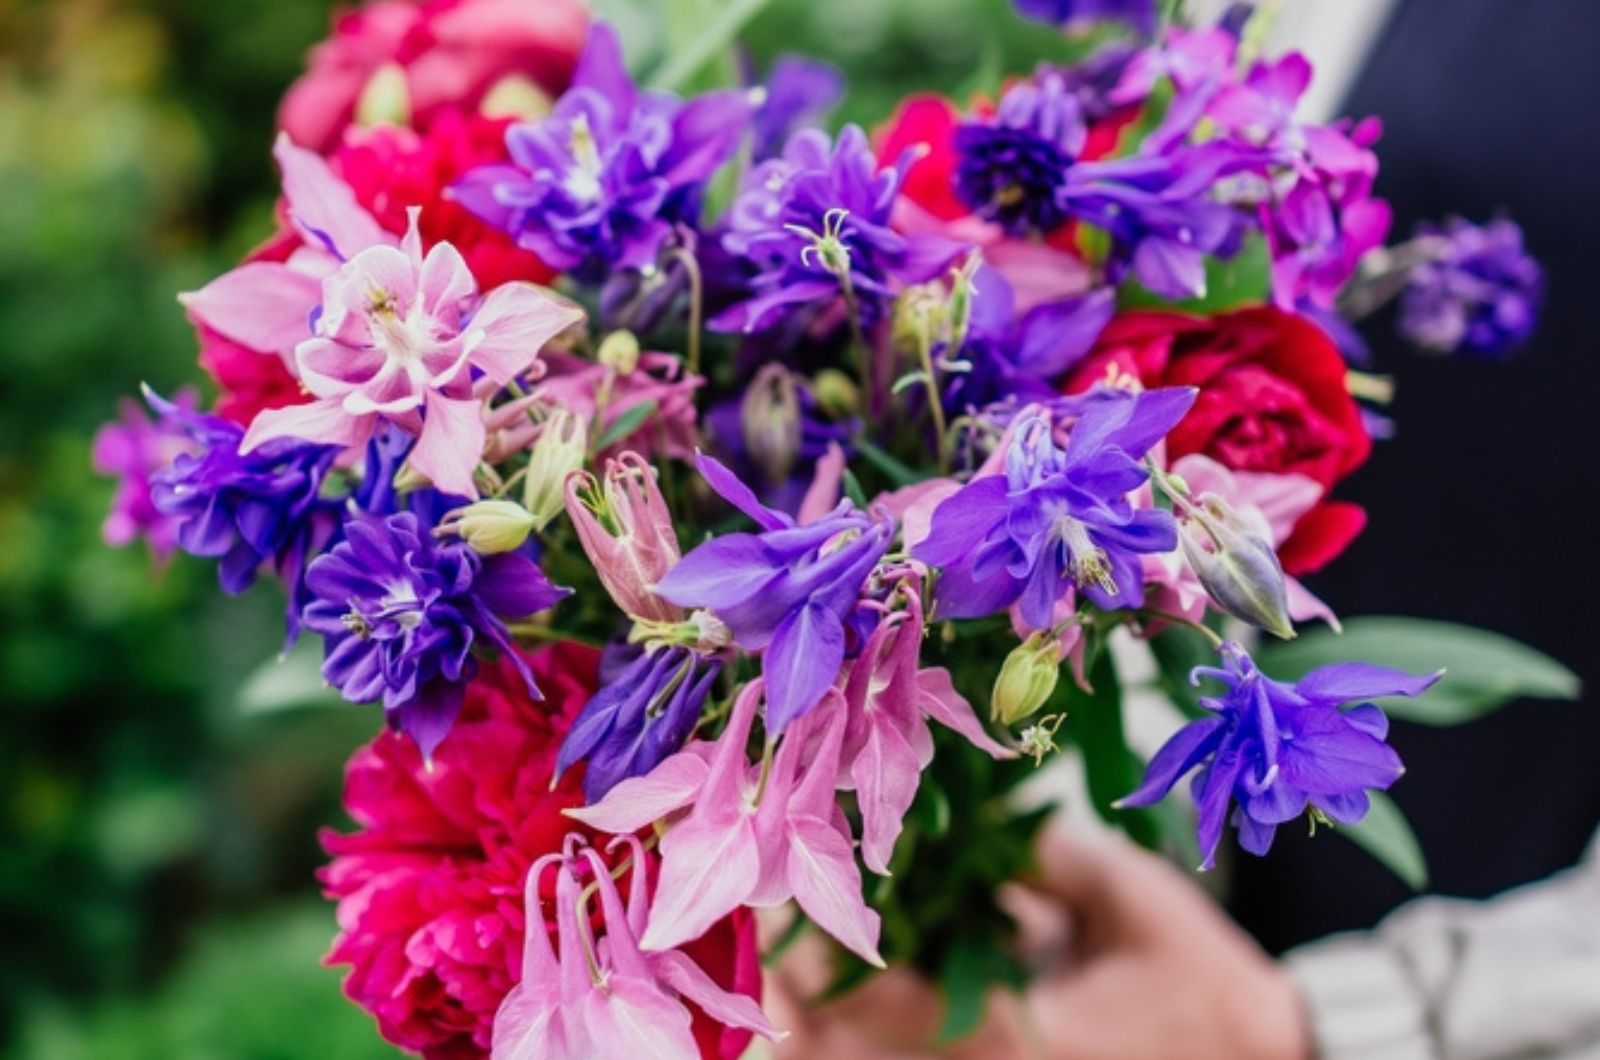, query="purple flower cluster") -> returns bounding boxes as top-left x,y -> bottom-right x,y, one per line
1120,642 -> 1440,867
1012,0 -> 1157,36
955,69 -> 1089,234
302,511 -> 568,760
1400,217 -> 1543,357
